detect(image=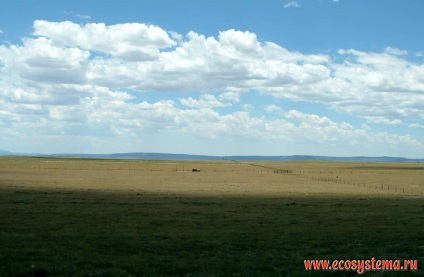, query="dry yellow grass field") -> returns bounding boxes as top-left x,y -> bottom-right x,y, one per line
1,156 -> 423,198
